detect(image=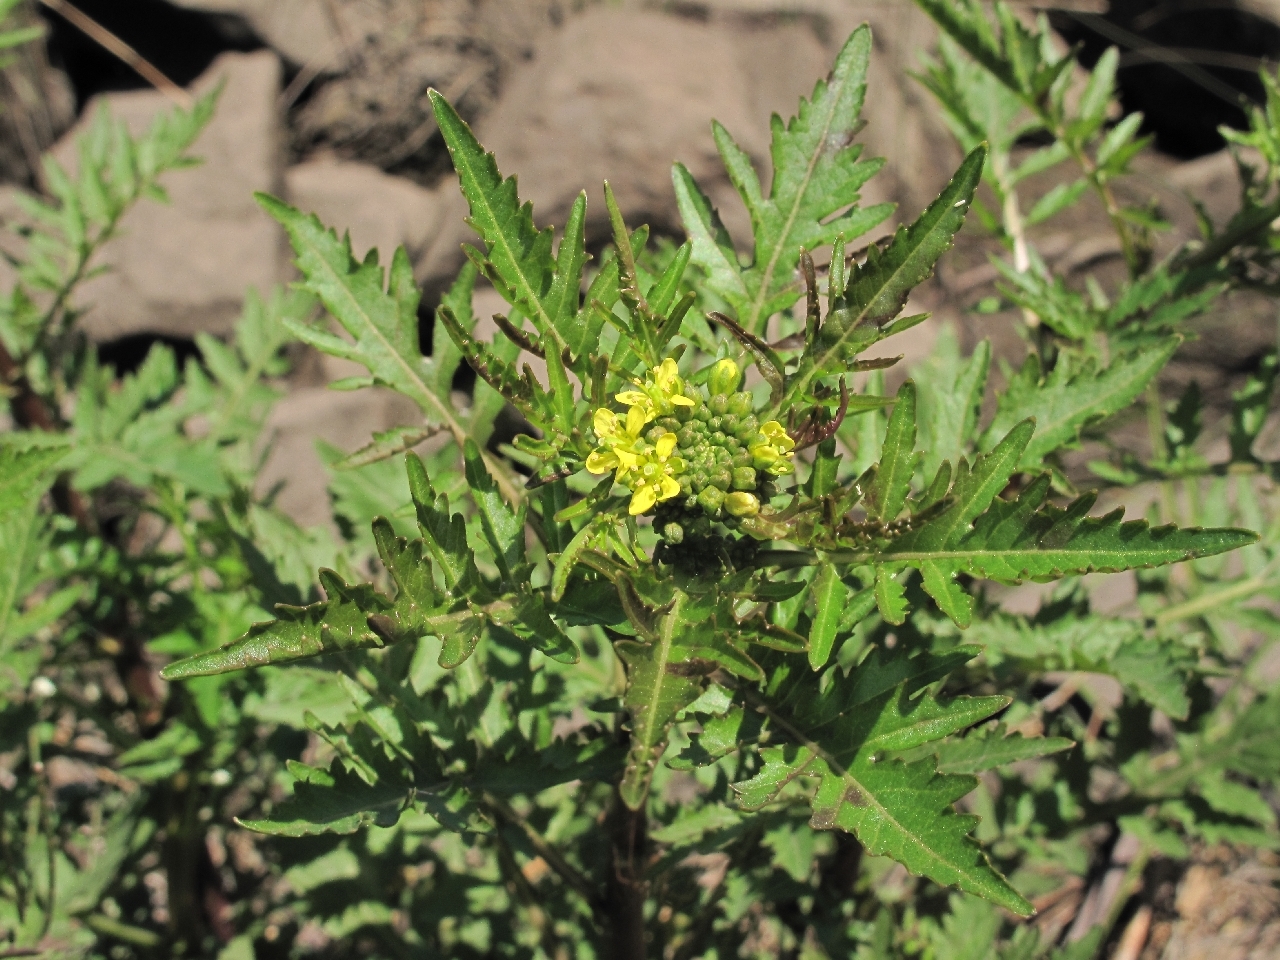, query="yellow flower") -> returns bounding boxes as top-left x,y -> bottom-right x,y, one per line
749,420 -> 796,476
627,433 -> 684,515
586,406 -> 649,479
617,358 -> 695,419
